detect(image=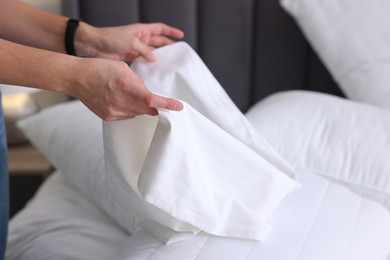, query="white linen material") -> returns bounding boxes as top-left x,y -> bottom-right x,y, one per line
112,168 -> 390,260
280,0 -> 390,108
7,168 -> 390,260
6,172 -> 128,260
17,101 -> 201,245
103,42 -> 299,243
246,90 -> 390,209
13,94 -> 390,260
